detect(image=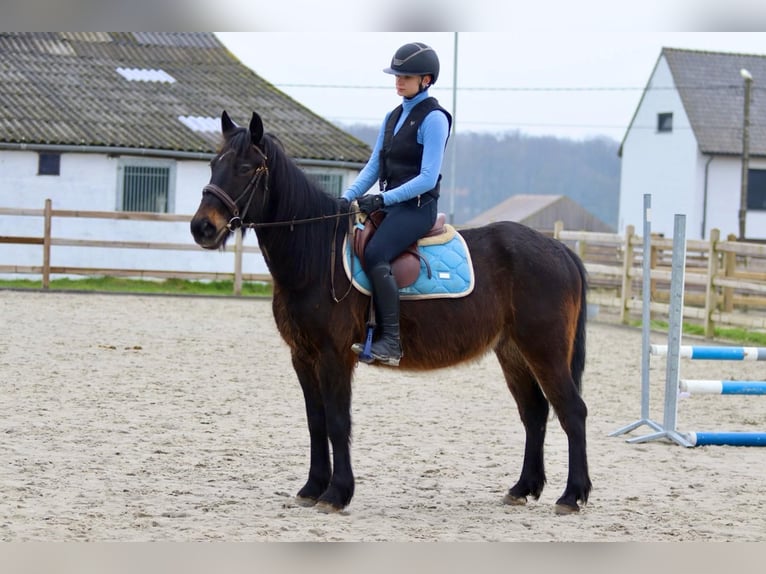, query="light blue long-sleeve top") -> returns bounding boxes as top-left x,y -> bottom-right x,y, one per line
342,90 -> 450,206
